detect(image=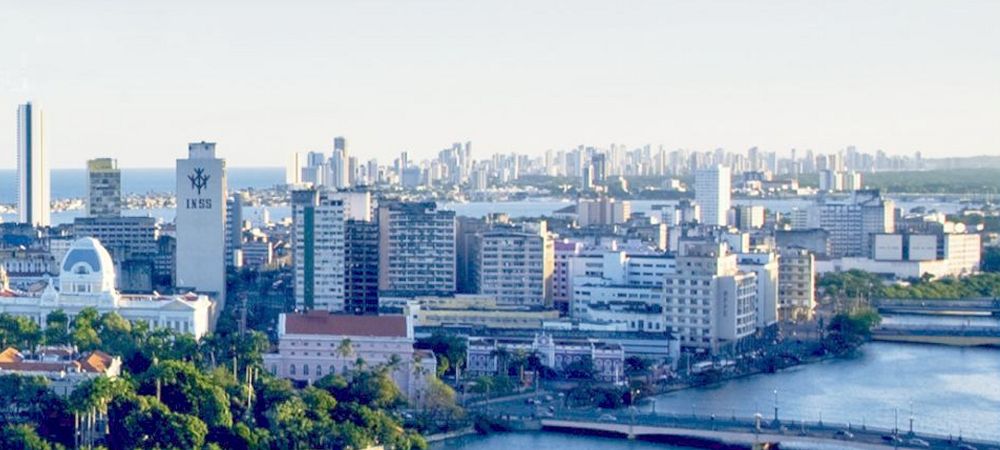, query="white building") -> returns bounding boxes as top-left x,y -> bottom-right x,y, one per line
695,165 -> 731,226
737,252 -> 779,329
809,190 -> 895,257
263,311 -> 436,402
664,241 -> 757,353
17,102 -> 50,227
292,189 -> 346,312
0,238 -> 215,338
176,142 -> 227,306
569,250 -> 675,333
